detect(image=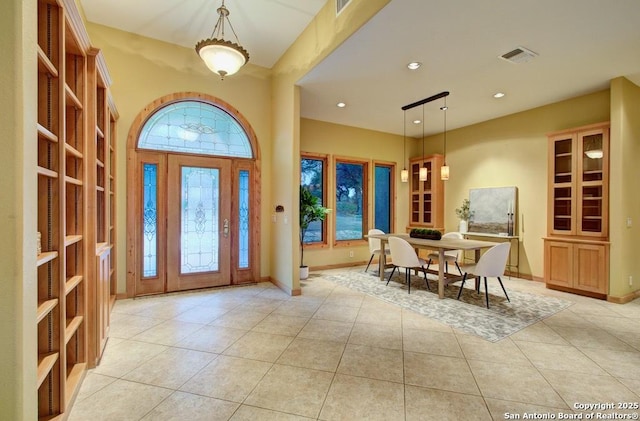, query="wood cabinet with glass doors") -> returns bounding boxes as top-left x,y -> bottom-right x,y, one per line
36,0 -> 117,418
408,154 -> 444,230
544,122 -> 610,298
